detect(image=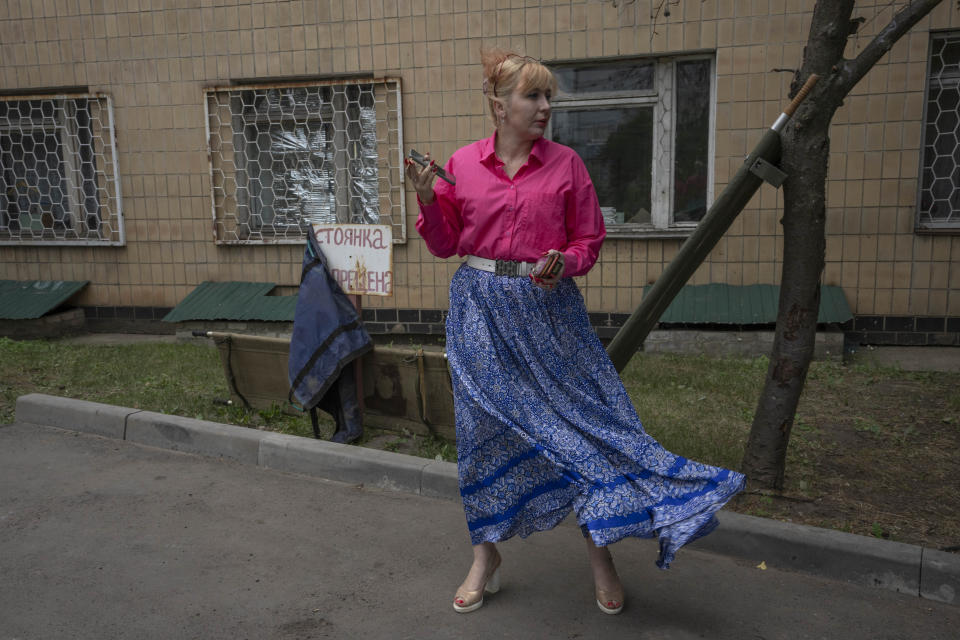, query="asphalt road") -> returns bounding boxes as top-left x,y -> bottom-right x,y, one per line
1,423 -> 957,640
